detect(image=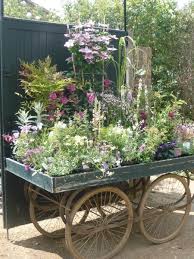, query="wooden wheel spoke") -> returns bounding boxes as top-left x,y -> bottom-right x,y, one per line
66,187 -> 133,259
139,174 -> 191,244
